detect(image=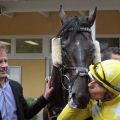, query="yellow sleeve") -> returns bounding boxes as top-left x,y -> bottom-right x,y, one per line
57,104 -> 90,120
